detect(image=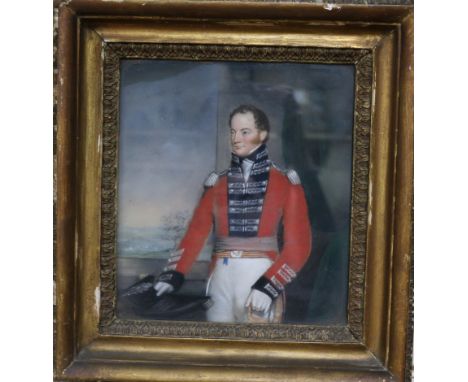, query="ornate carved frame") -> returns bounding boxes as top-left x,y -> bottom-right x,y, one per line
100,43 -> 371,342
55,1 -> 413,381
